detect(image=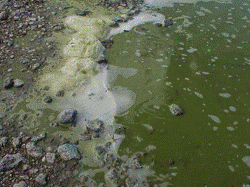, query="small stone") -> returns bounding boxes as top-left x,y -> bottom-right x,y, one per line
109,21 -> 119,27
57,144 -> 80,161
32,63 -> 40,70
29,168 -> 39,174
22,164 -> 30,171
112,16 -> 124,22
169,104 -> 183,116
57,109 -> 77,124
35,173 -> 47,186
56,90 -> 64,97
31,132 -> 46,142
3,77 -> 14,88
0,153 -> 24,172
13,181 -> 27,187
12,137 -> 21,148
43,95 -> 52,103
0,11 -> 8,20
14,79 -> 24,88
26,142 -> 43,157
101,39 -> 113,49
164,19 -> 173,27
45,153 -> 56,163
0,137 -> 8,147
